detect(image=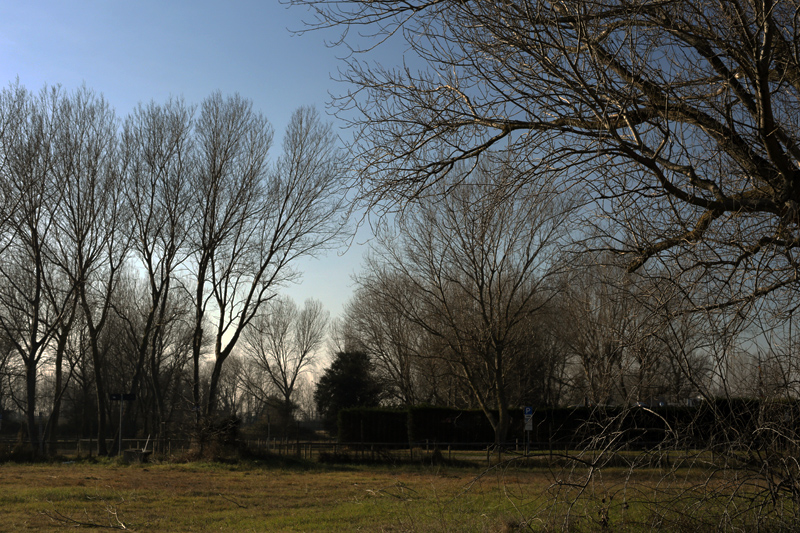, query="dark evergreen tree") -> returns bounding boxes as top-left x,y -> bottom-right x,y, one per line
314,351 -> 381,435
